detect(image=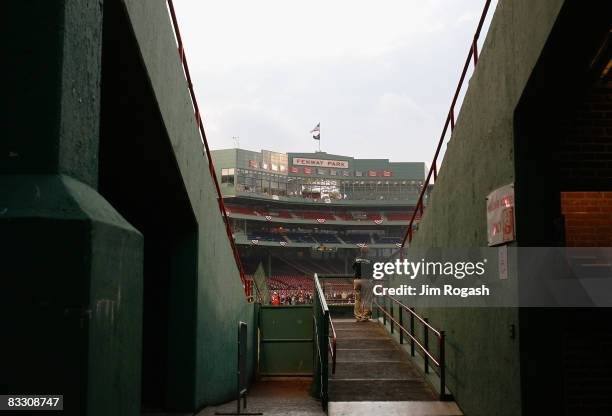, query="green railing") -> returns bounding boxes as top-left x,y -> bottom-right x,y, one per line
312,273 -> 335,411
